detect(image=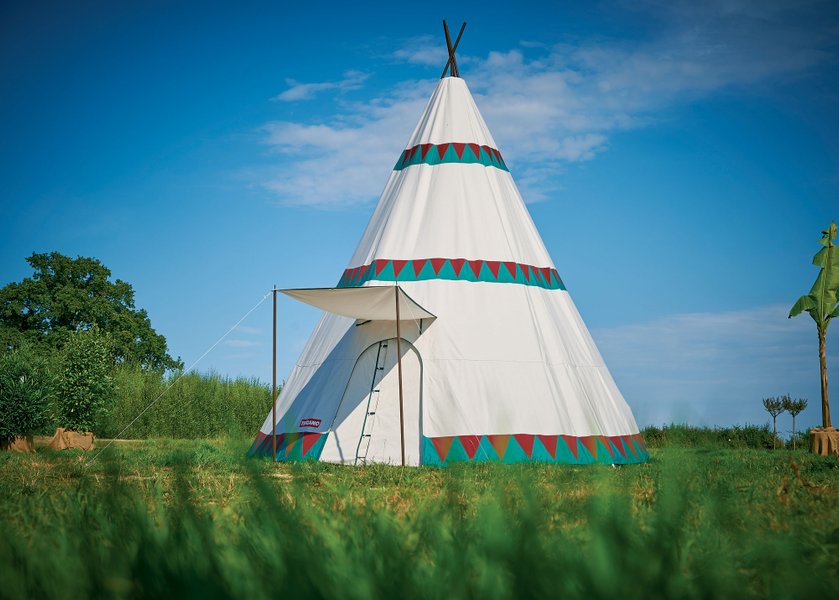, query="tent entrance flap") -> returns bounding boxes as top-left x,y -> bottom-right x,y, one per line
281,286 -> 436,321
